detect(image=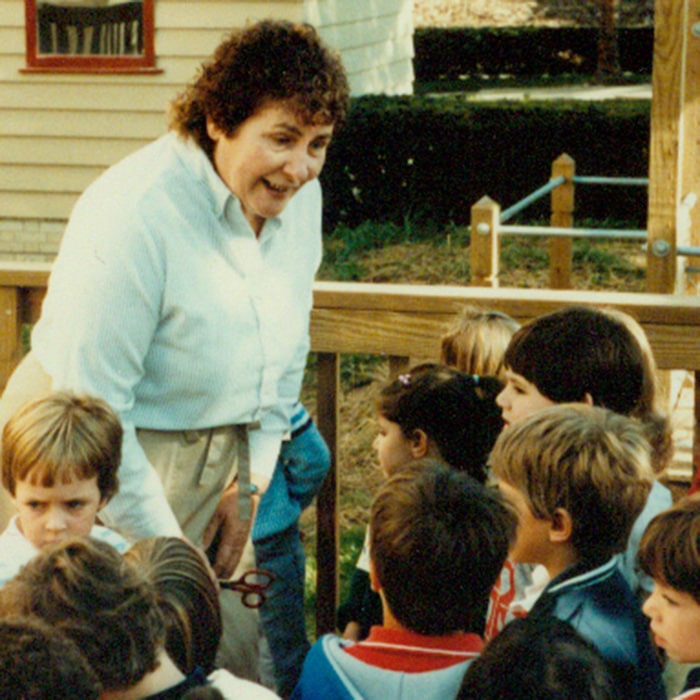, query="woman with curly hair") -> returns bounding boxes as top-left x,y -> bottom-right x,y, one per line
0,18 -> 349,691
